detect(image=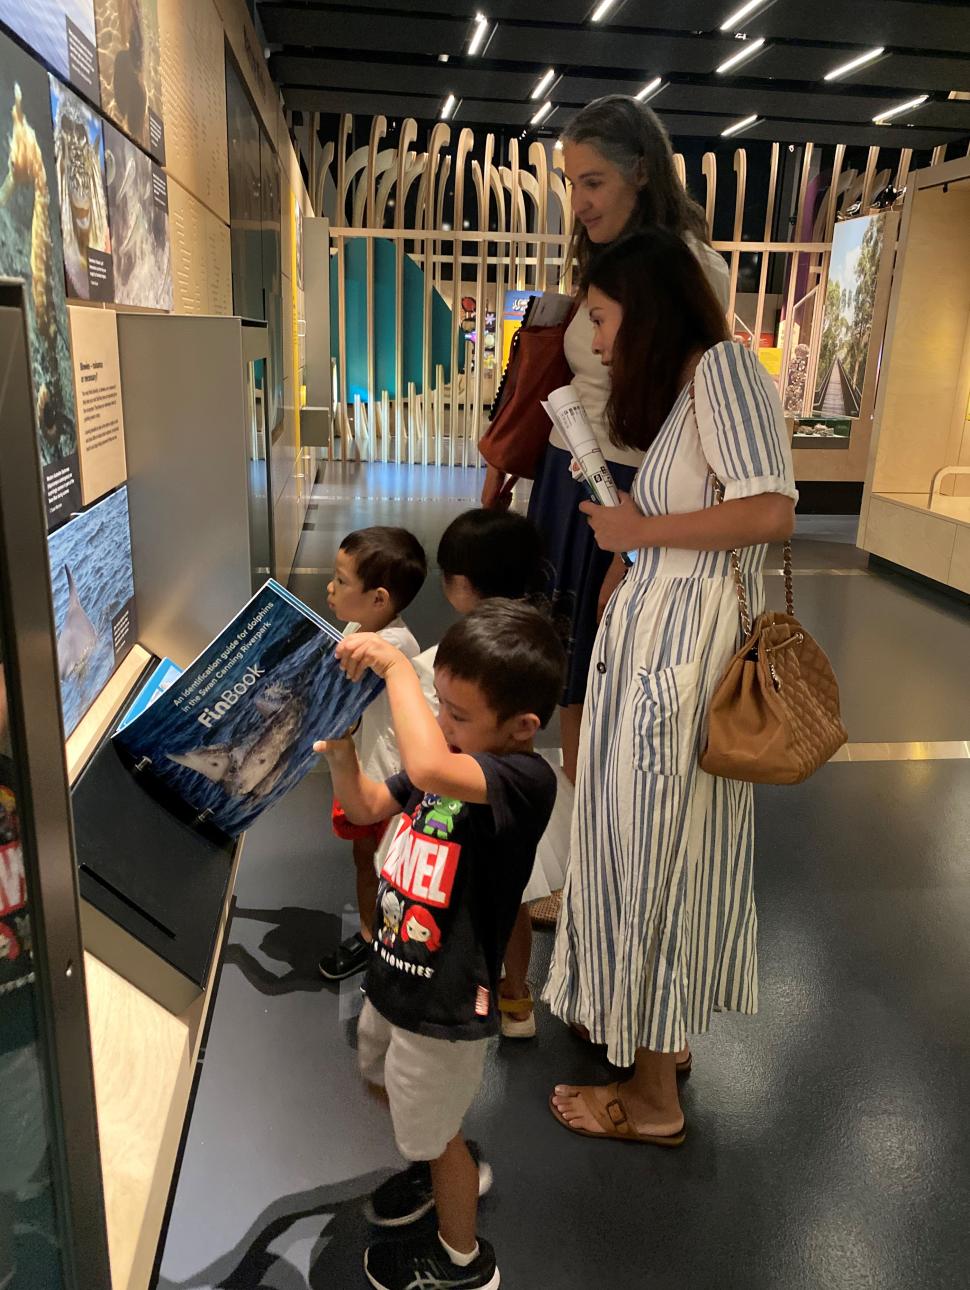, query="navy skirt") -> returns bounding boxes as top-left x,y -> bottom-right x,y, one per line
527,442 -> 638,706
